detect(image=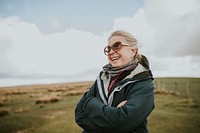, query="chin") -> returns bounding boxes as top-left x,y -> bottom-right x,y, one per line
110,60 -> 123,68
111,63 -> 121,68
